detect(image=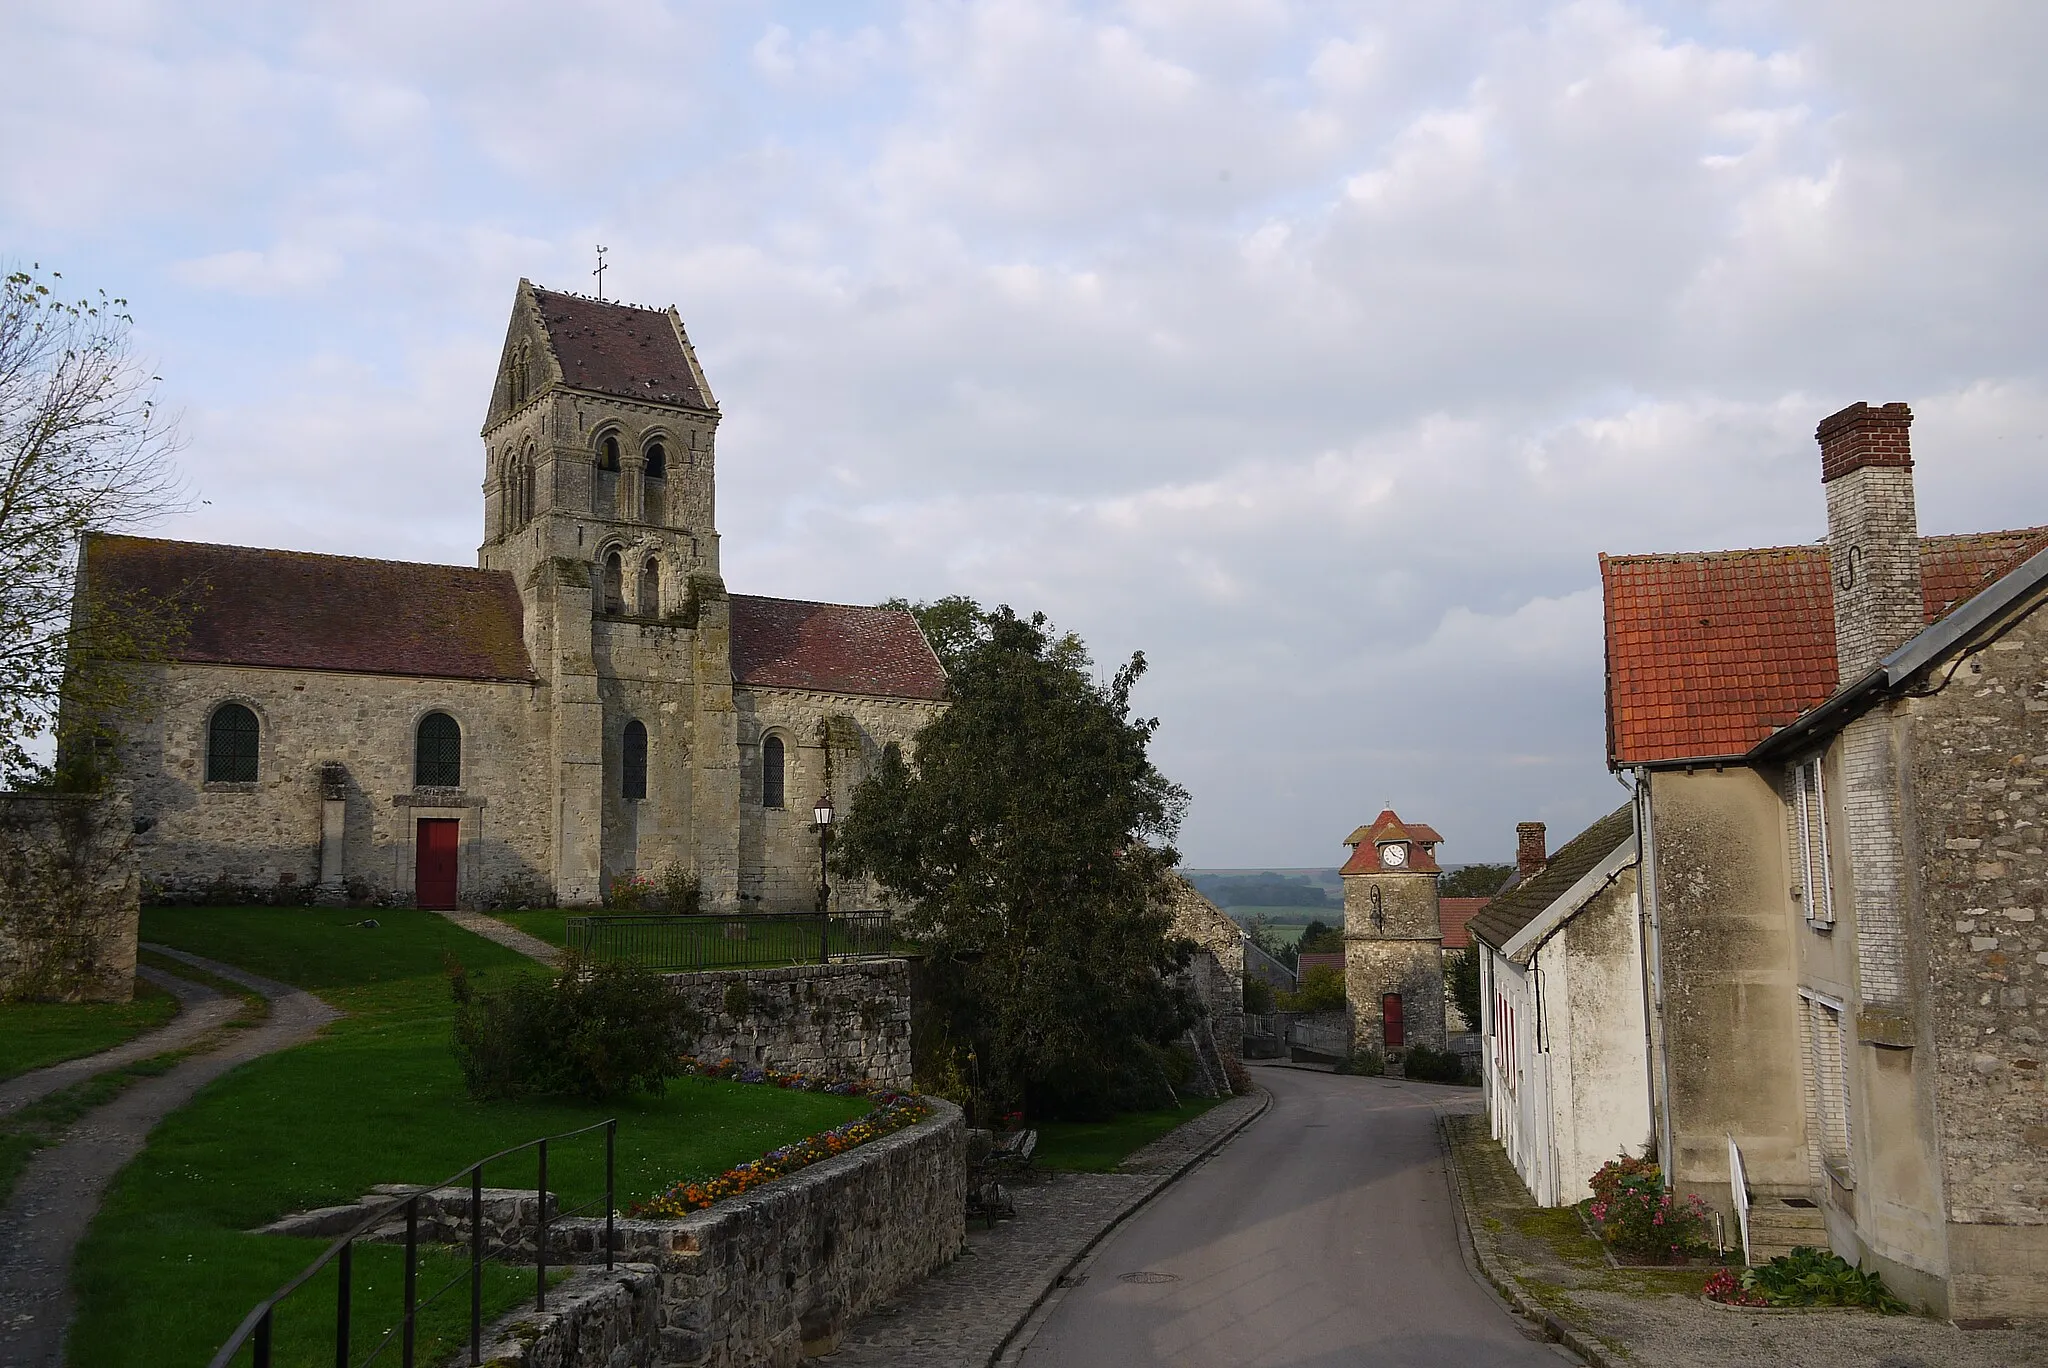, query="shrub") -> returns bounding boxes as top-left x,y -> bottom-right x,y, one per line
1333,1046 -> 1384,1076
656,861 -> 704,914
604,873 -> 656,910
448,955 -> 702,1101
1402,1044 -> 1472,1084
1243,977 -> 1276,1015
1739,1247 -> 1908,1312
1280,963 -> 1345,1012
1586,1152 -> 1712,1257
